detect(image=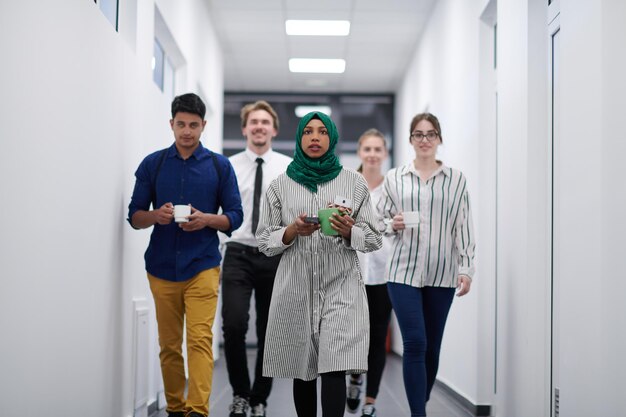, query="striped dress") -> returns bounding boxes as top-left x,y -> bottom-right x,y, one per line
380,162 -> 475,288
257,169 -> 382,380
